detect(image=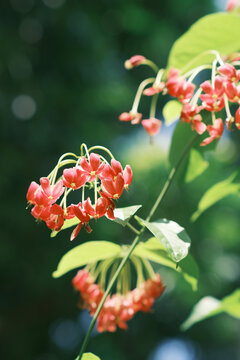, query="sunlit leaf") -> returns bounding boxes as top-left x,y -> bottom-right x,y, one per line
51,217 -> 80,238
191,172 -> 240,221
113,205 -> 142,226
181,289 -> 240,331
168,13 -> 240,72
133,237 -> 198,291
53,241 -> 121,278
79,353 -> 101,360
138,217 -> 191,263
163,100 -> 182,126
185,148 -> 208,183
